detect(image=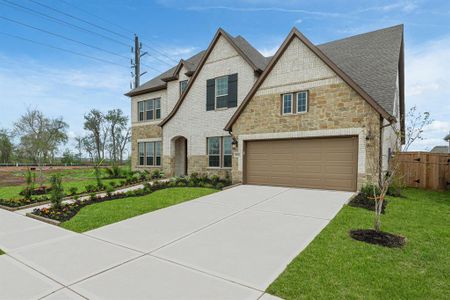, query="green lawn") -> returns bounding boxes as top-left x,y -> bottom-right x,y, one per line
267,188 -> 450,300
61,187 -> 217,233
